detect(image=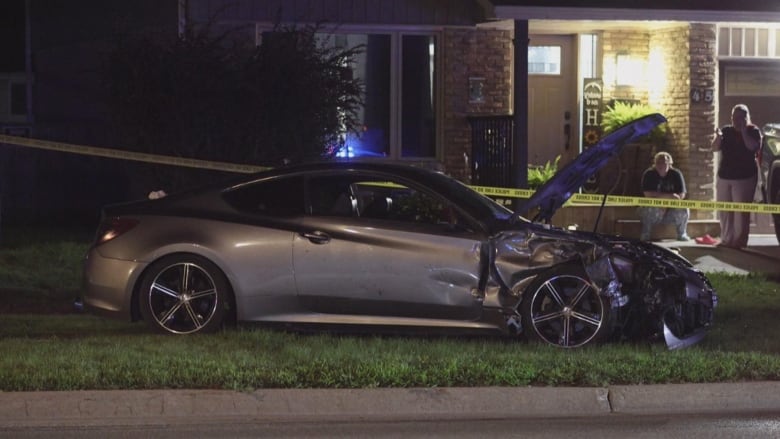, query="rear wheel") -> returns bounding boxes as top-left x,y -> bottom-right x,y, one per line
138,254 -> 231,334
520,264 -> 613,348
